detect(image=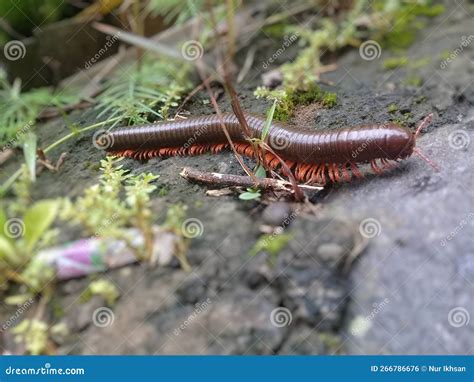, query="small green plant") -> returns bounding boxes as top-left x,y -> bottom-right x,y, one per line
248,232 -> 292,263
81,279 -> 120,306
62,156 -> 159,261
239,188 -> 262,201
0,72 -> 81,149
0,166 -> 60,293
94,55 -> 192,126
388,104 -> 398,113
11,319 -> 67,355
